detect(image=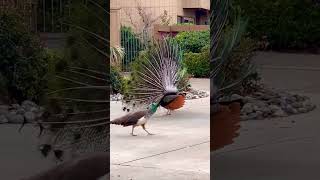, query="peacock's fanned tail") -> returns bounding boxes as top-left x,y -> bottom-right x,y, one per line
34,67 -> 109,161
124,38 -> 185,109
